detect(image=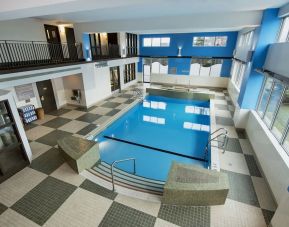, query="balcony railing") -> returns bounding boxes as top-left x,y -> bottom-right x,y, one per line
0,40 -> 84,70
90,44 -> 120,60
